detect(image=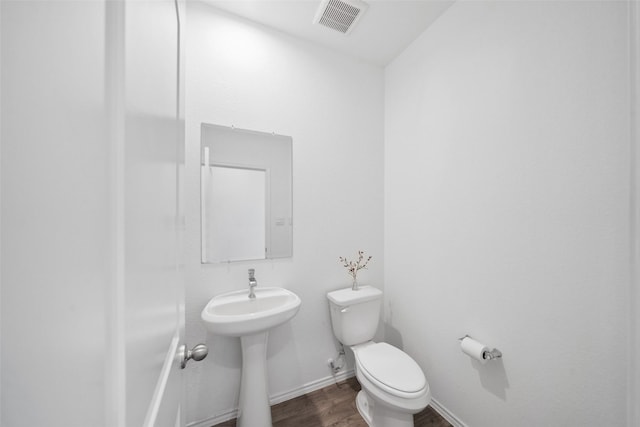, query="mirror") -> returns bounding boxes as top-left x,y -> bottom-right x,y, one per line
201,123 -> 292,263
